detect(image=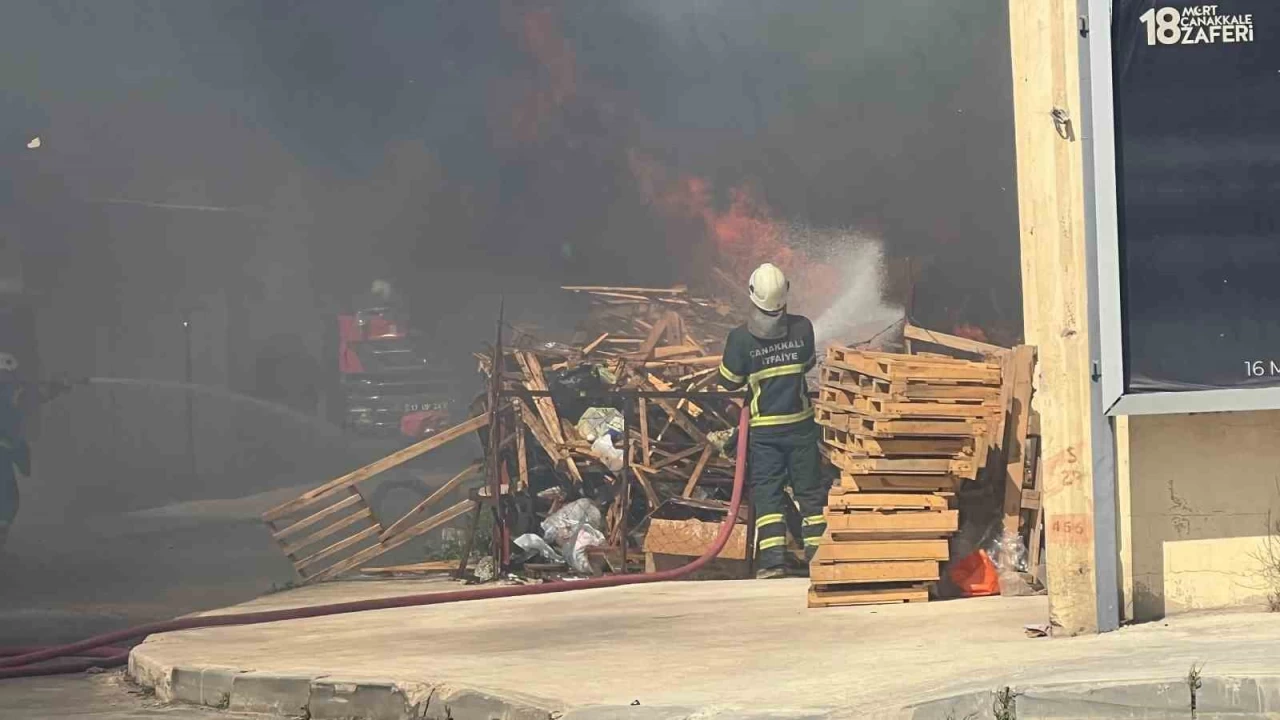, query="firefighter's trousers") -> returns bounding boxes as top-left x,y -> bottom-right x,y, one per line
747,419 -> 826,569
